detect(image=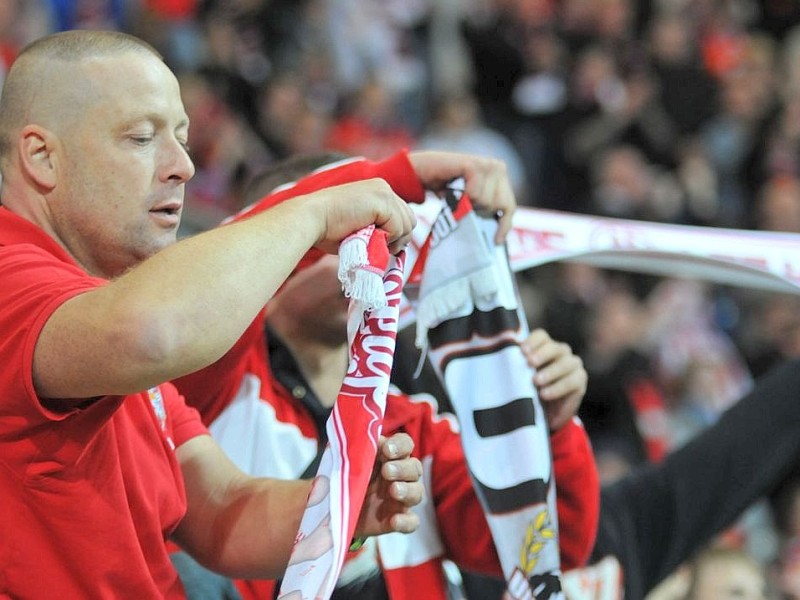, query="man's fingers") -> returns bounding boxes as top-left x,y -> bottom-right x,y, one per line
537,356 -> 587,399
539,371 -> 586,401
389,511 -> 421,534
380,432 -> 415,460
535,348 -> 579,384
388,477 -> 424,506
520,328 -> 554,362
382,457 -> 423,485
314,179 -> 417,253
380,199 -> 417,253
464,160 -> 516,244
388,231 -> 414,256
495,209 -> 514,243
